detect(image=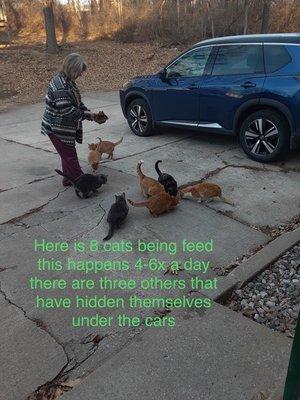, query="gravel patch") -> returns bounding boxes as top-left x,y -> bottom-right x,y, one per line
228,243 -> 300,337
